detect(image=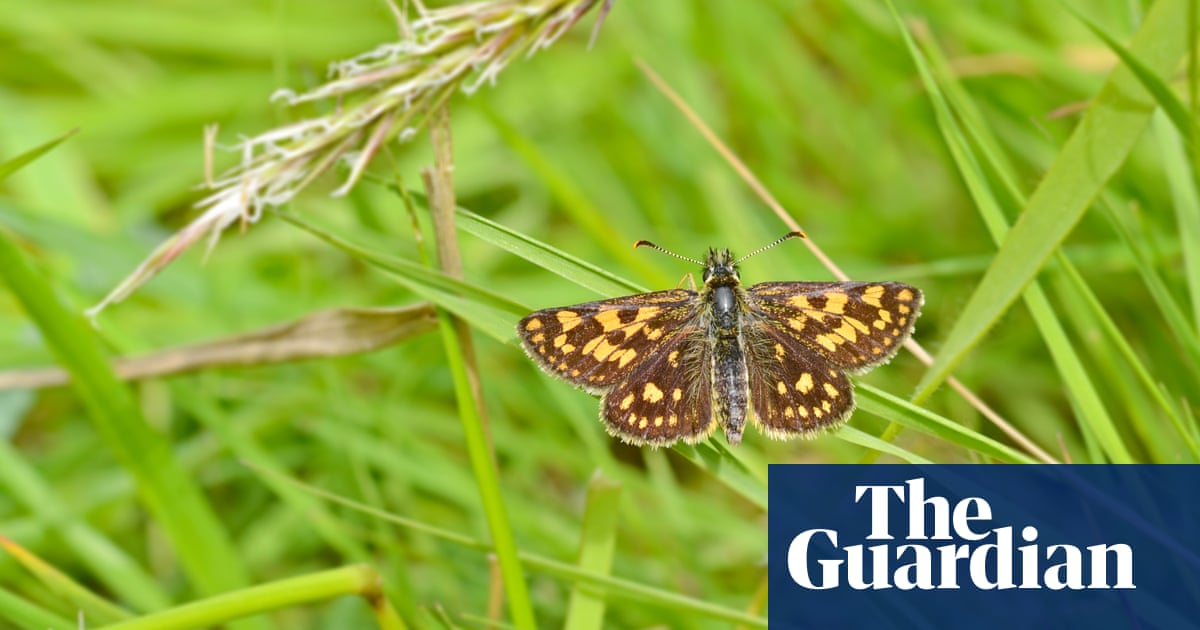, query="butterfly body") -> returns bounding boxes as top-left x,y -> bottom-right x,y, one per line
517,242 -> 922,447
706,248 -> 751,445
